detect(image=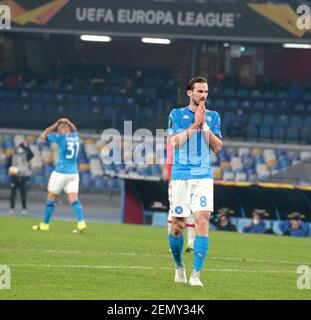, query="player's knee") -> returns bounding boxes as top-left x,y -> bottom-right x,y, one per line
195,214 -> 209,229
47,193 -> 57,201
172,227 -> 183,237
68,193 -> 78,204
